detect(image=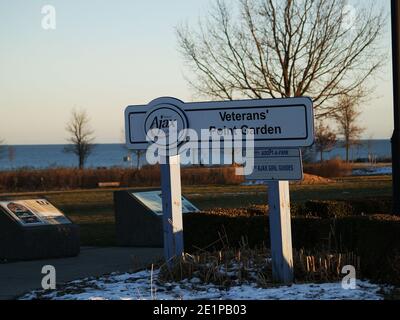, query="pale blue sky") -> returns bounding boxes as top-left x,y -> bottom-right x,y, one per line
0,0 -> 395,144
